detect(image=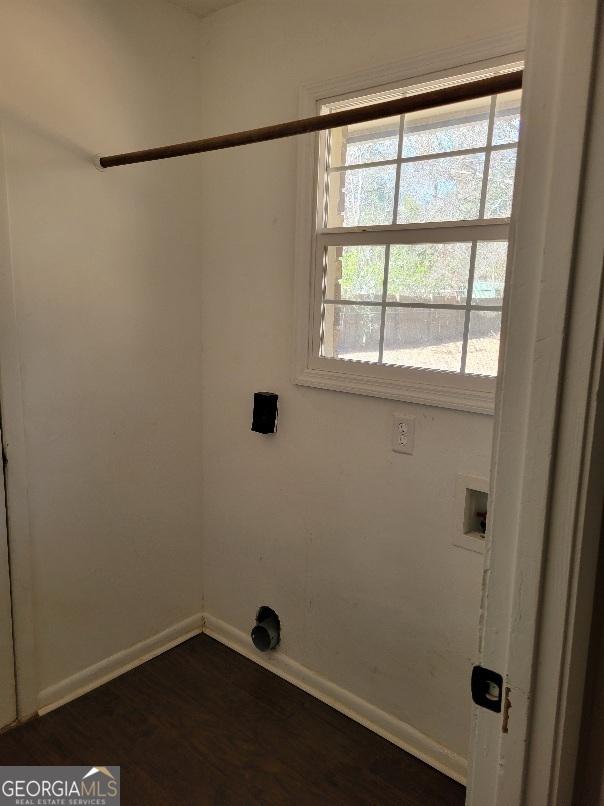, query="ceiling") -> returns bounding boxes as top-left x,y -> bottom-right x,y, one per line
168,0 -> 243,18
